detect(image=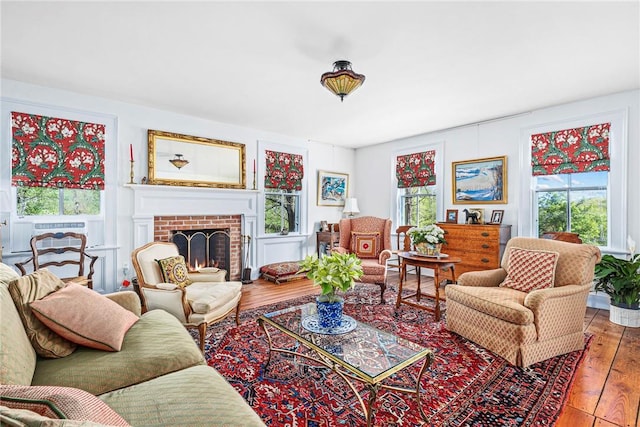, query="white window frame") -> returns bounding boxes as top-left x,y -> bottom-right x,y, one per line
519,110 -> 628,253
256,140 -> 308,237
391,141 -> 445,228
